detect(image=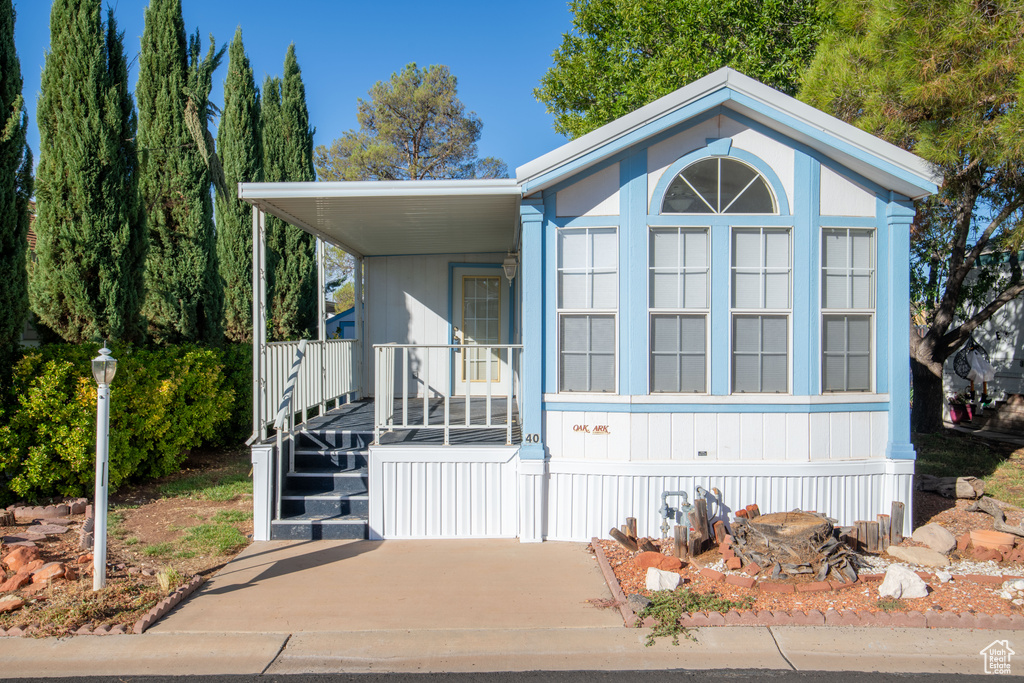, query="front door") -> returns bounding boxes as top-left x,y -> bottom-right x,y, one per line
451,266 -> 510,397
